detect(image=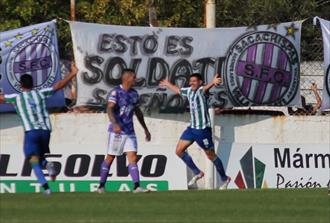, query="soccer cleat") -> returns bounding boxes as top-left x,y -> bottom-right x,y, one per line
133,187 -> 150,193
46,162 -> 57,181
43,189 -> 52,196
97,187 -> 105,194
188,171 -> 205,187
219,176 -> 231,190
